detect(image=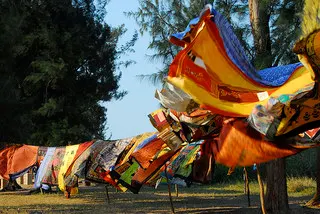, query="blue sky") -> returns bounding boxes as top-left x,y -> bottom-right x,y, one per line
103,1 -> 161,139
